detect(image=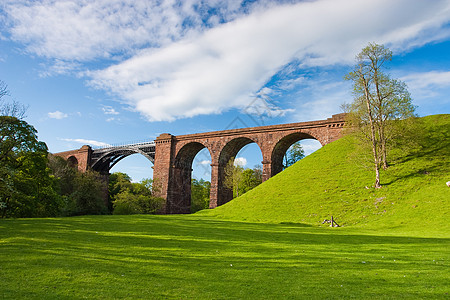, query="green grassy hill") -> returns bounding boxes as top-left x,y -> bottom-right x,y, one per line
199,114 -> 450,232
